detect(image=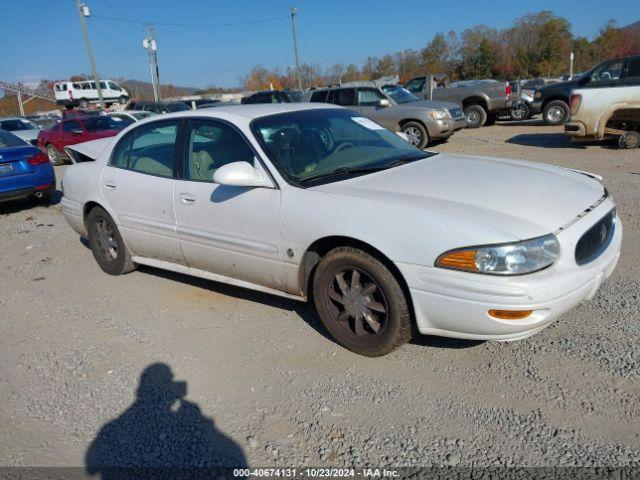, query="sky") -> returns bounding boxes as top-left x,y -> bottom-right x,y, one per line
0,0 -> 637,89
